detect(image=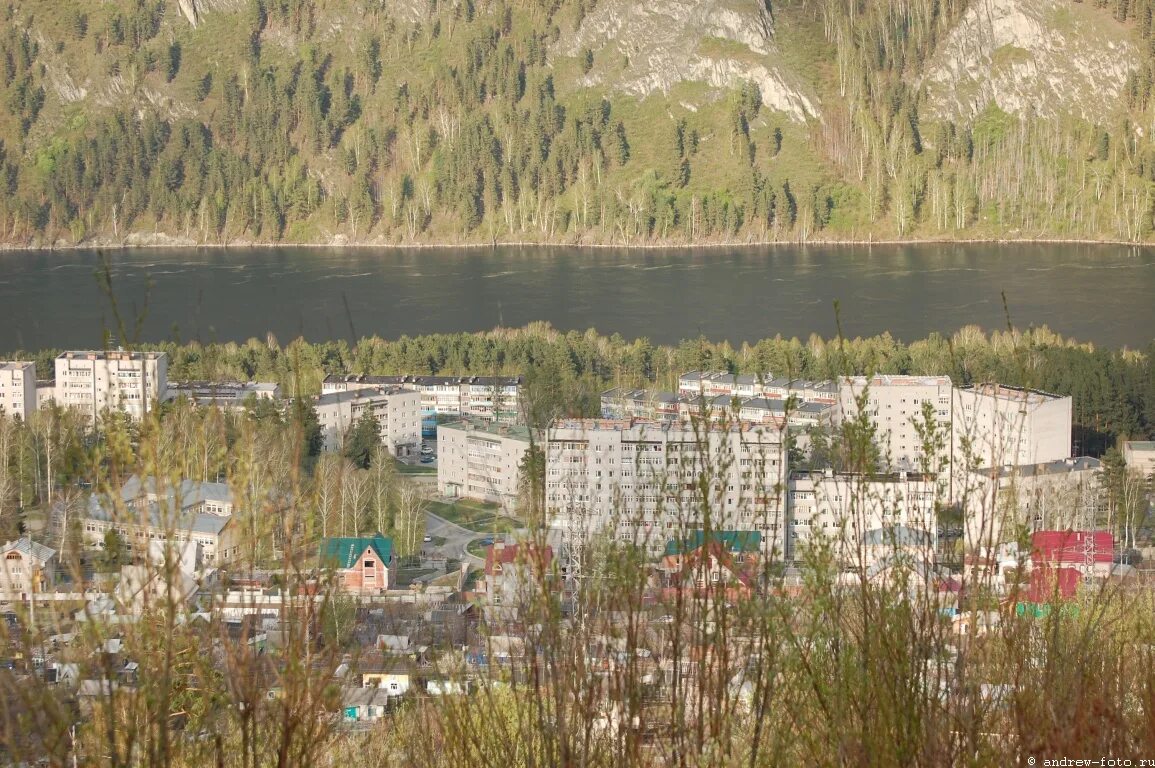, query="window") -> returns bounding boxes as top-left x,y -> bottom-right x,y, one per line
364,560 -> 375,569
